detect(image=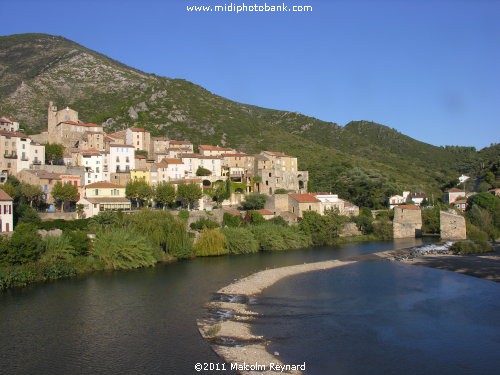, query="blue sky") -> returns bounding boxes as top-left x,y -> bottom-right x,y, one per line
1,0 -> 499,149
